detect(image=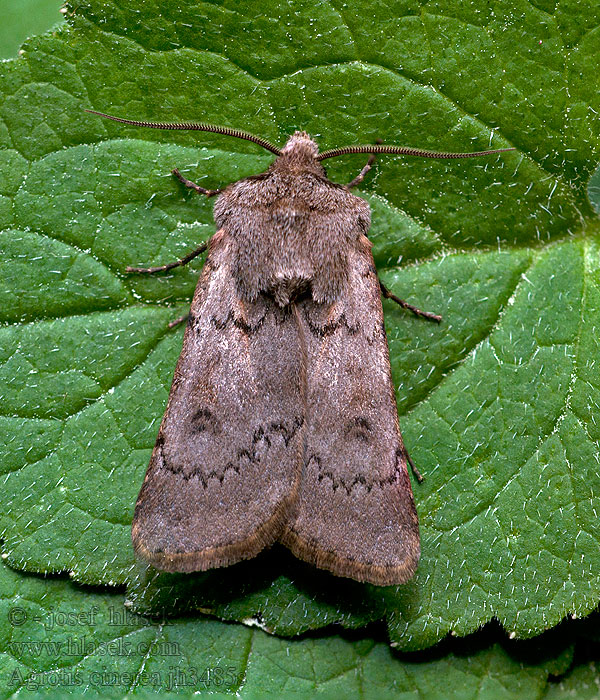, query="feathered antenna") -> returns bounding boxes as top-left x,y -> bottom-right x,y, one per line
317,143 -> 515,161
85,110 -> 282,156
86,110 -> 515,161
